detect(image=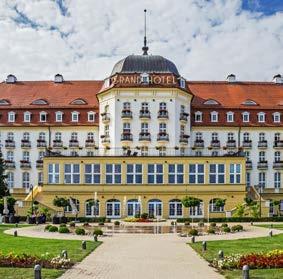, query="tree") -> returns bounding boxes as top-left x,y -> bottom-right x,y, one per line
53,196 -> 70,216
215,198 -> 226,208
181,196 -> 201,208
233,204 -> 245,217
0,149 -> 9,198
273,200 -> 280,216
